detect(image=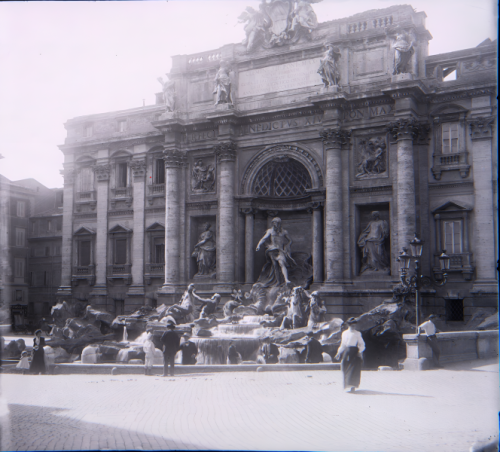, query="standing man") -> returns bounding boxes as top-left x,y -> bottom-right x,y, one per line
259,337 -> 280,364
418,314 -> 442,368
305,331 -> 324,363
160,321 -> 180,377
180,333 -> 198,365
335,318 -> 365,393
